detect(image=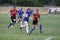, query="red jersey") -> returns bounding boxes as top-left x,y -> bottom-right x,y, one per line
33,13 -> 40,20
10,9 -> 17,17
